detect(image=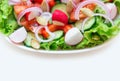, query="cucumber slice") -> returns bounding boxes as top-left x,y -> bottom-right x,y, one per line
24,32 -> 40,49
24,32 -> 34,47
84,17 -> 95,31
51,4 -> 69,17
54,30 -> 64,40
